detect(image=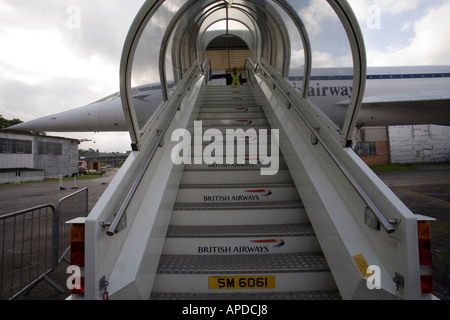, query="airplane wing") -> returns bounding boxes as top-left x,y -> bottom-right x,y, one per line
354,91 -> 450,127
